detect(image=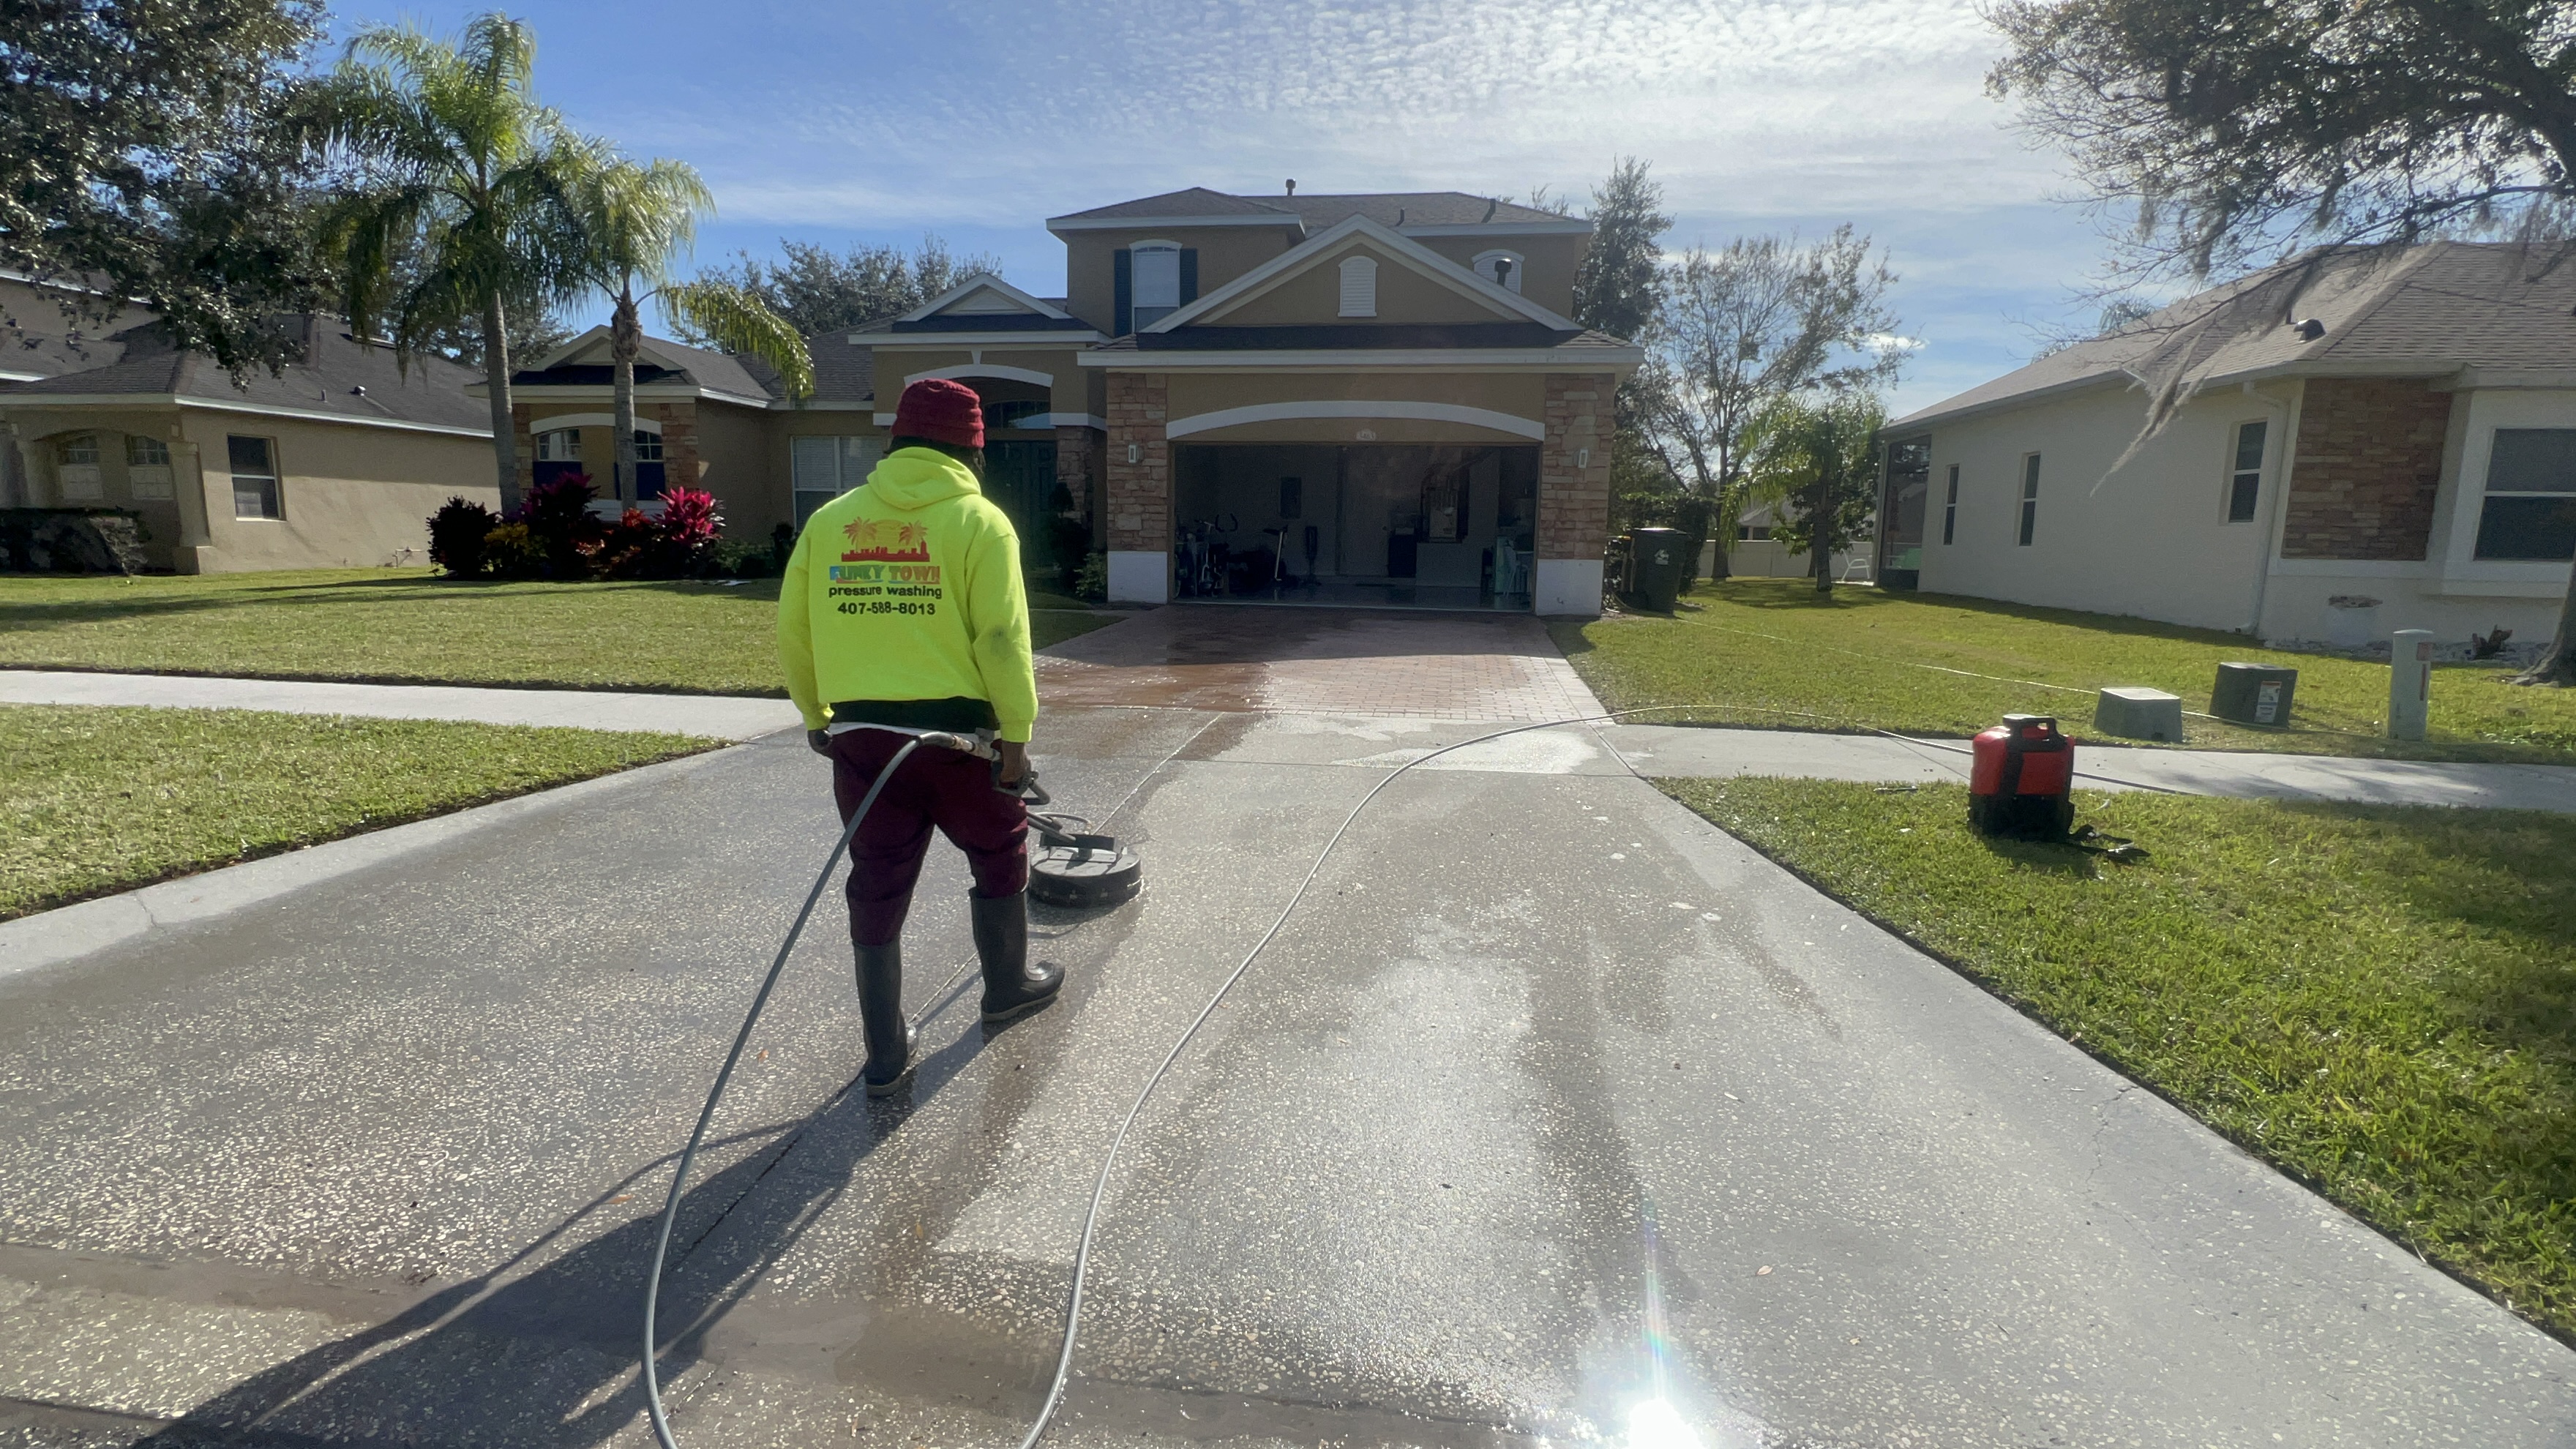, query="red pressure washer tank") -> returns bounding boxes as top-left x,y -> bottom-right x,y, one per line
1968,714 -> 2075,839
